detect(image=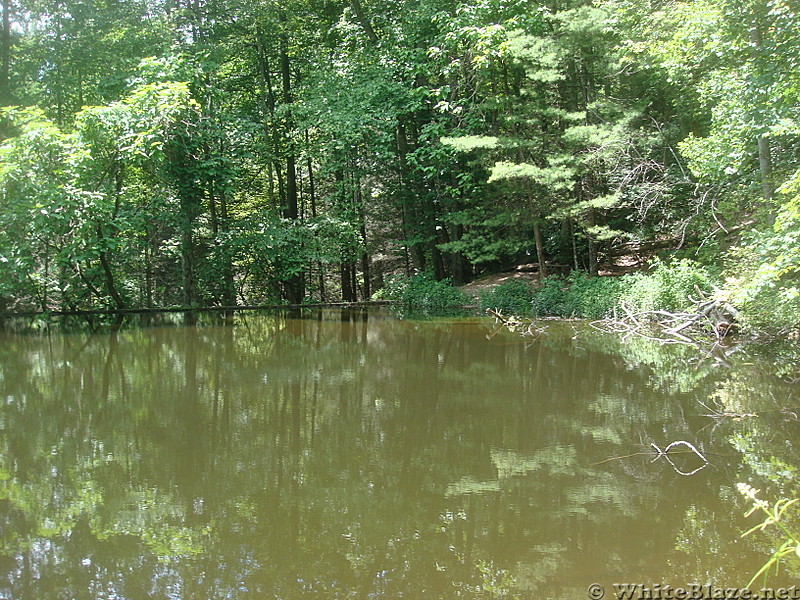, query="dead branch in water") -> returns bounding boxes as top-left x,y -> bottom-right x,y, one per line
696,398 -> 757,420
590,441 -> 711,476
650,440 -> 708,463
650,440 -> 709,476
589,287 -> 739,345
486,285 -> 741,348
485,308 -> 547,338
